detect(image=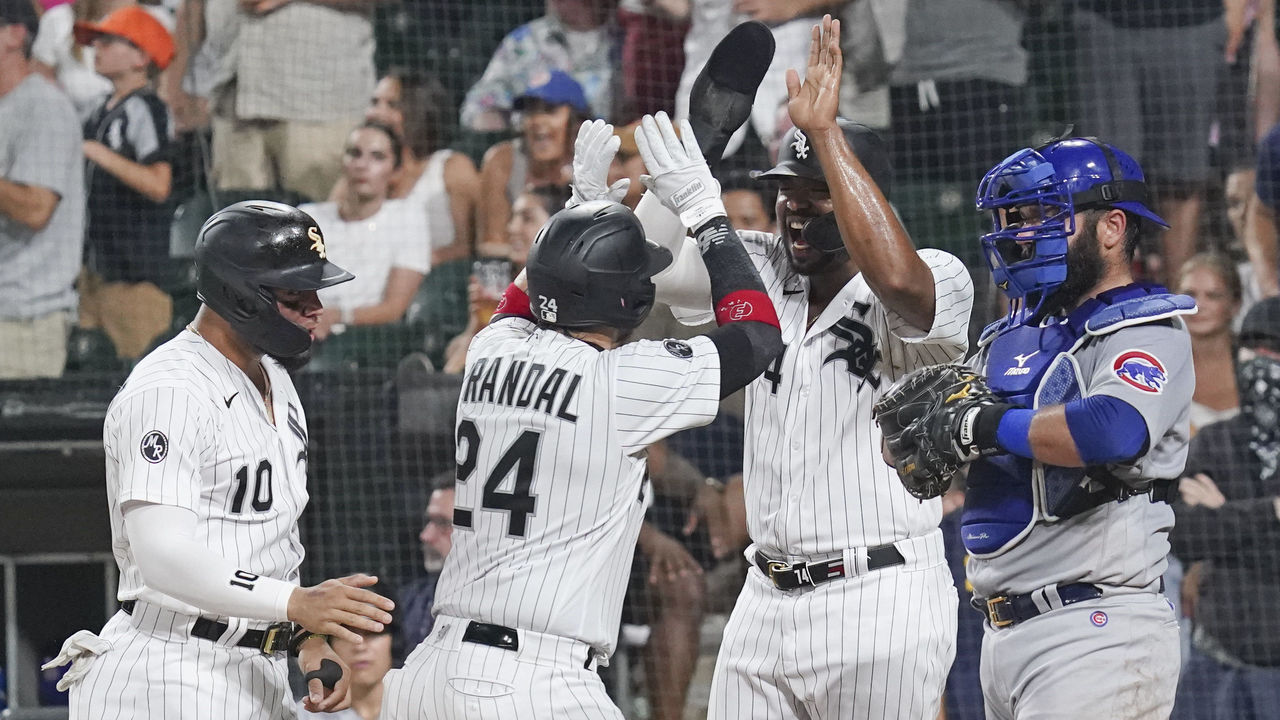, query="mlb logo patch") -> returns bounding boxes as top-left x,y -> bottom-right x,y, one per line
1112,350 -> 1167,393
